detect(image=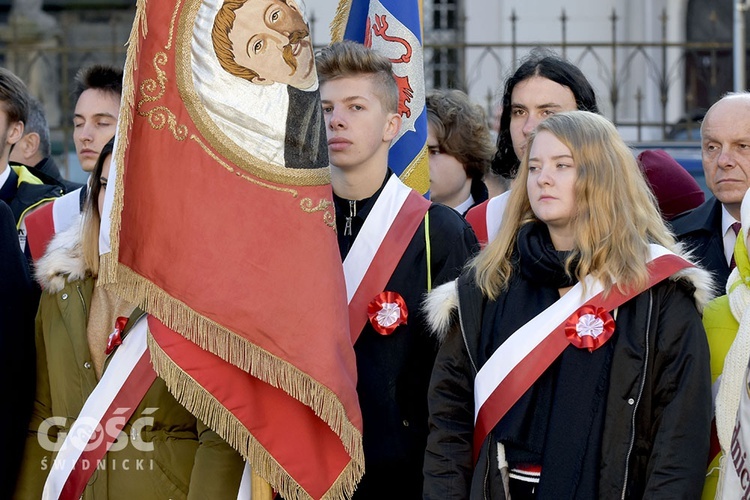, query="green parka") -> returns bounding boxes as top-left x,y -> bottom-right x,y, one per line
14,220 -> 244,499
